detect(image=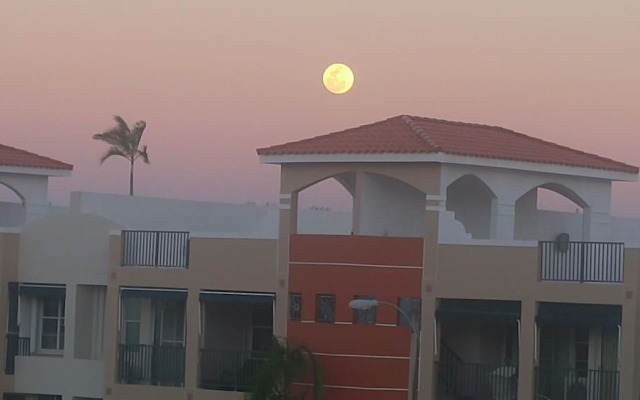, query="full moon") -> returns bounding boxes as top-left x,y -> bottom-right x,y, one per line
323,63 -> 354,94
